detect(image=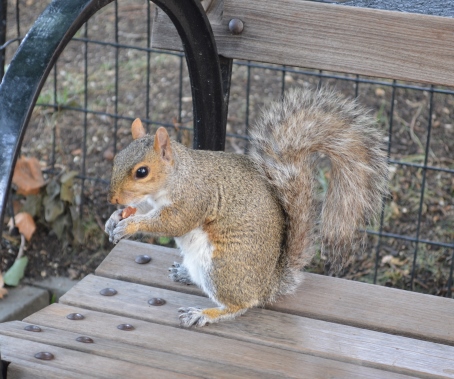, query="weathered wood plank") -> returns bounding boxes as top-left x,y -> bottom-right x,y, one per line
0,335 -> 195,379
96,241 -> 203,296
97,240 -> 454,345
152,0 -> 454,87
7,363 -> 81,379
0,318 -> 407,378
55,275 -> 454,378
0,320 -> 276,379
